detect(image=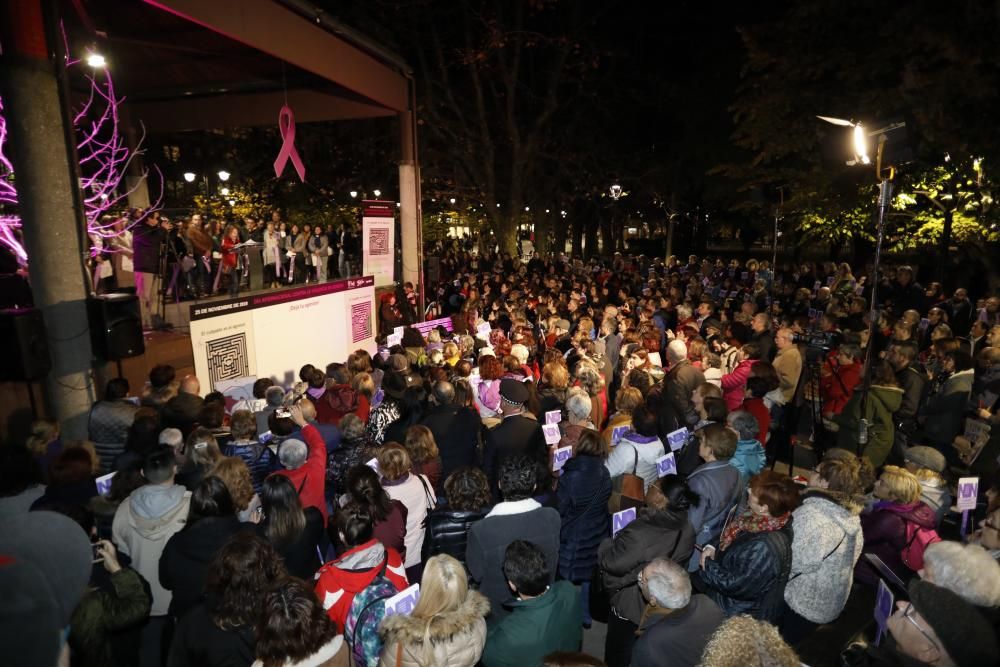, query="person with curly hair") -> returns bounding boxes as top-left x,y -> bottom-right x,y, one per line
253,578 -> 348,667
422,467 -> 492,565
209,456 -> 259,521
698,615 -> 800,667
